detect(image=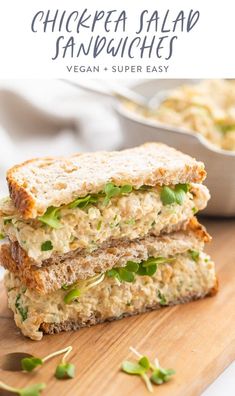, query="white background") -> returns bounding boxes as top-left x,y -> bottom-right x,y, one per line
0,0 -> 235,78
